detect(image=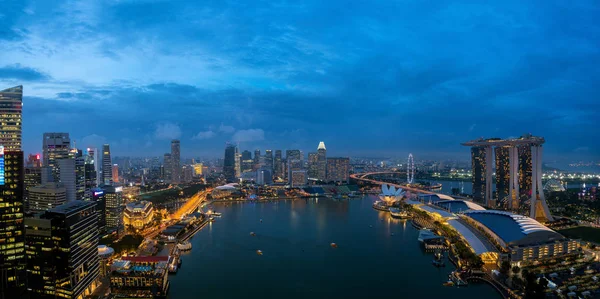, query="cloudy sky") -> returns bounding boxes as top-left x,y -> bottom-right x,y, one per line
1,0 -> 598,161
